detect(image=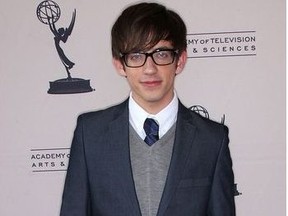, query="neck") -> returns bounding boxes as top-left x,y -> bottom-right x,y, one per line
141,101 -> 170,115
131,92 -> 175,115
